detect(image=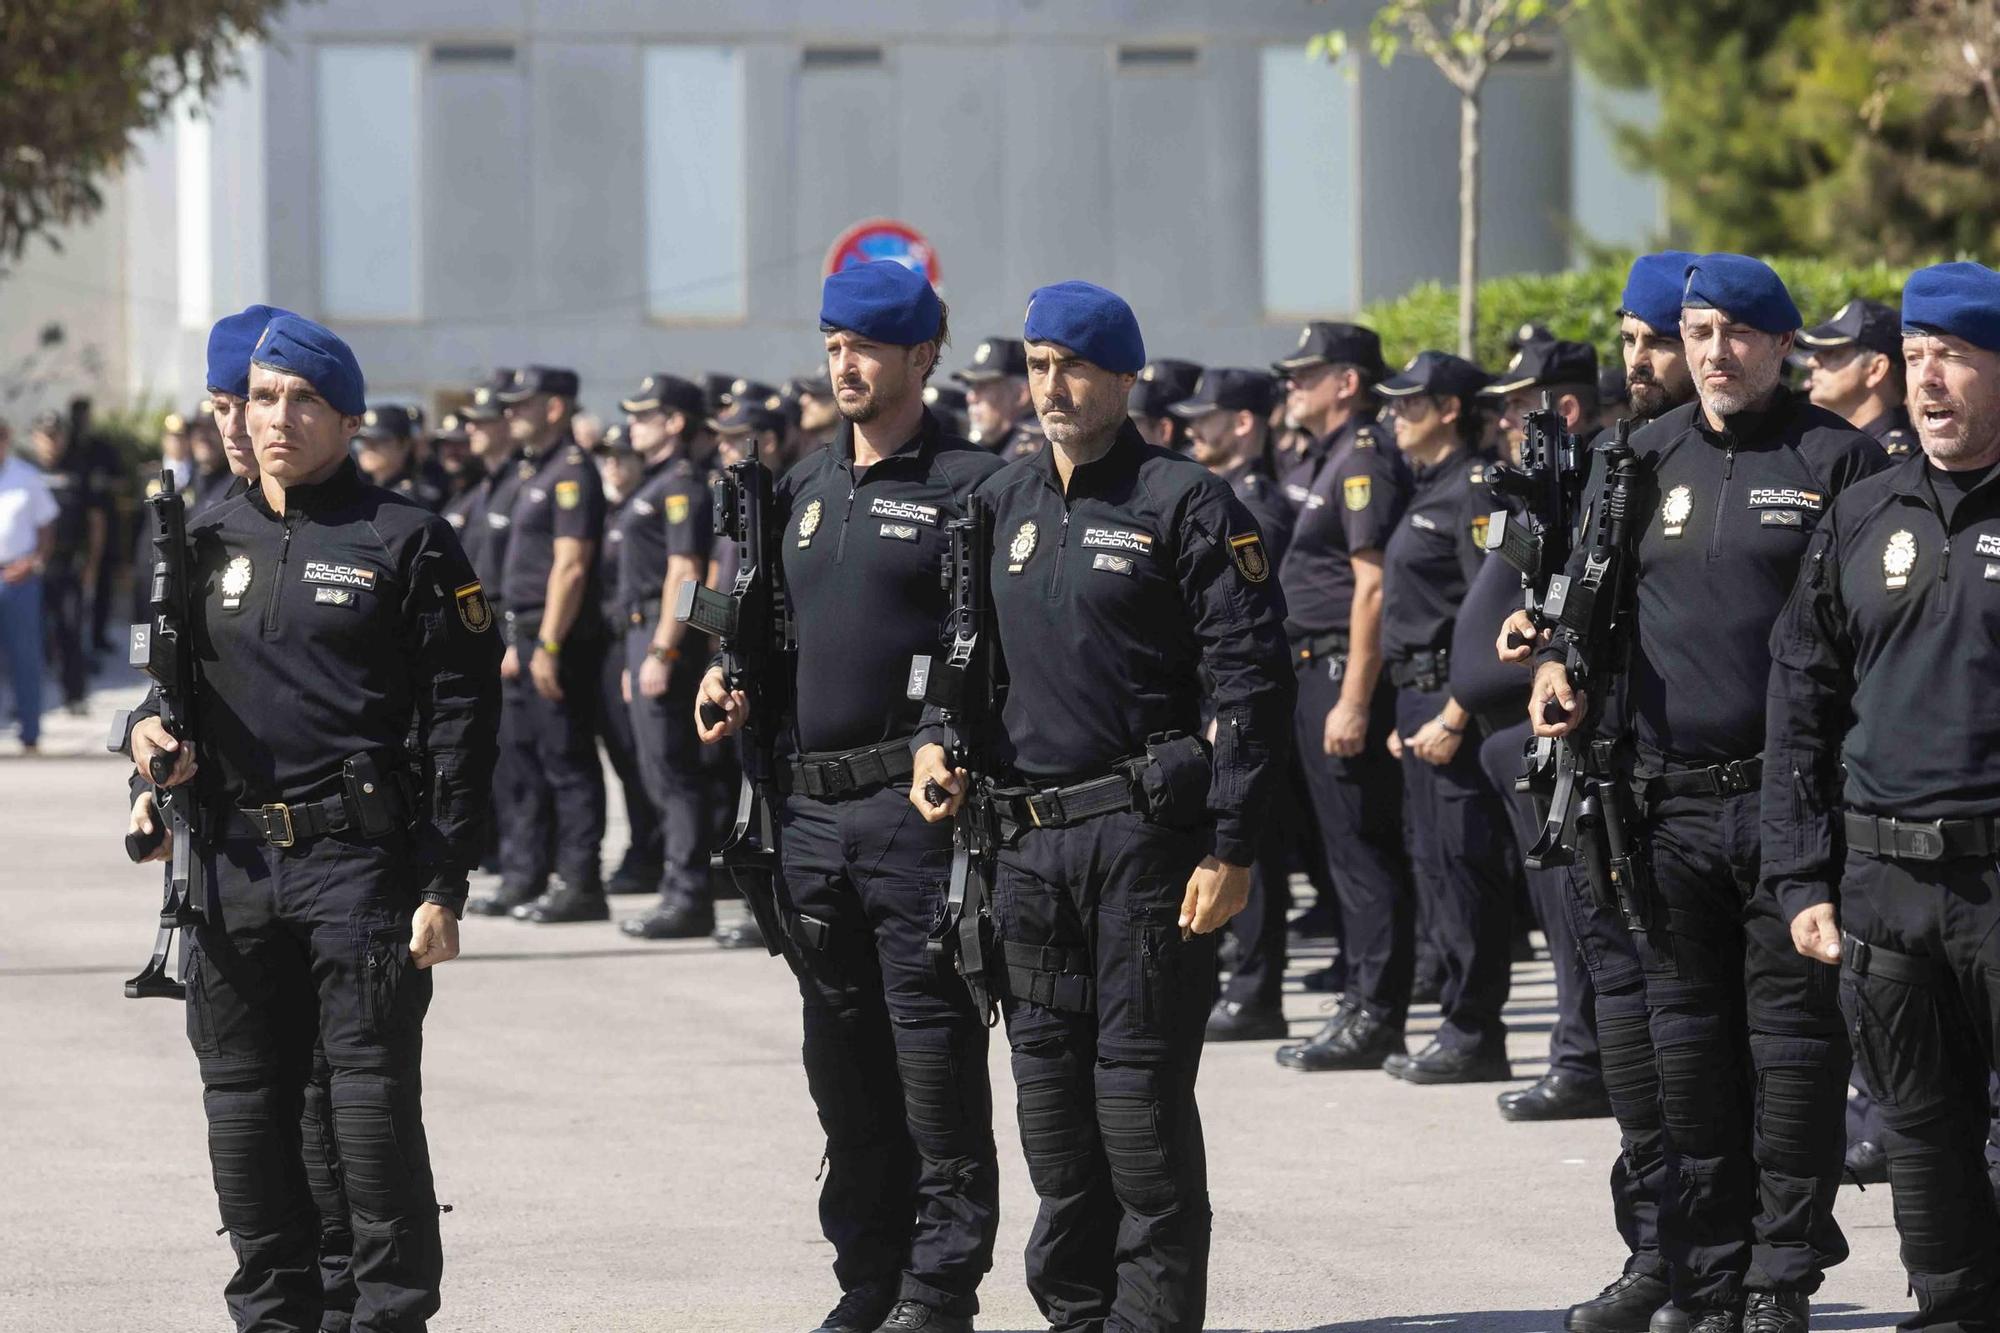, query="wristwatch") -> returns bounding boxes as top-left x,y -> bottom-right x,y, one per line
539,637 -> 562,656
646,644 -> 679,664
